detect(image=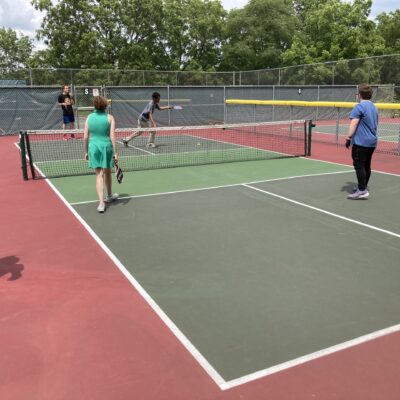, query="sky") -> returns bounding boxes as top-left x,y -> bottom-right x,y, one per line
0,0 -> 399,49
